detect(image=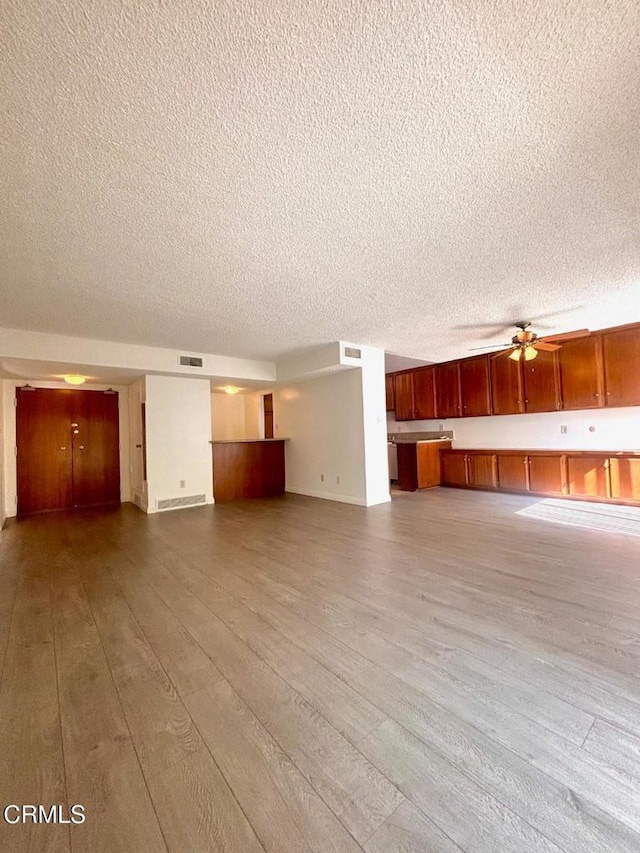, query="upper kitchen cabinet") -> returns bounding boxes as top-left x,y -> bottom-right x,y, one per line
558,335 -> 602,410
412,366 -> 436,420
602,326 -> 640,407
435,361 -> 462,418
393,371 -> 415,420
490,354 -> 522,415
385,374 -> 395,412
522,349 -> 560,413
460,355 -> 491,417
